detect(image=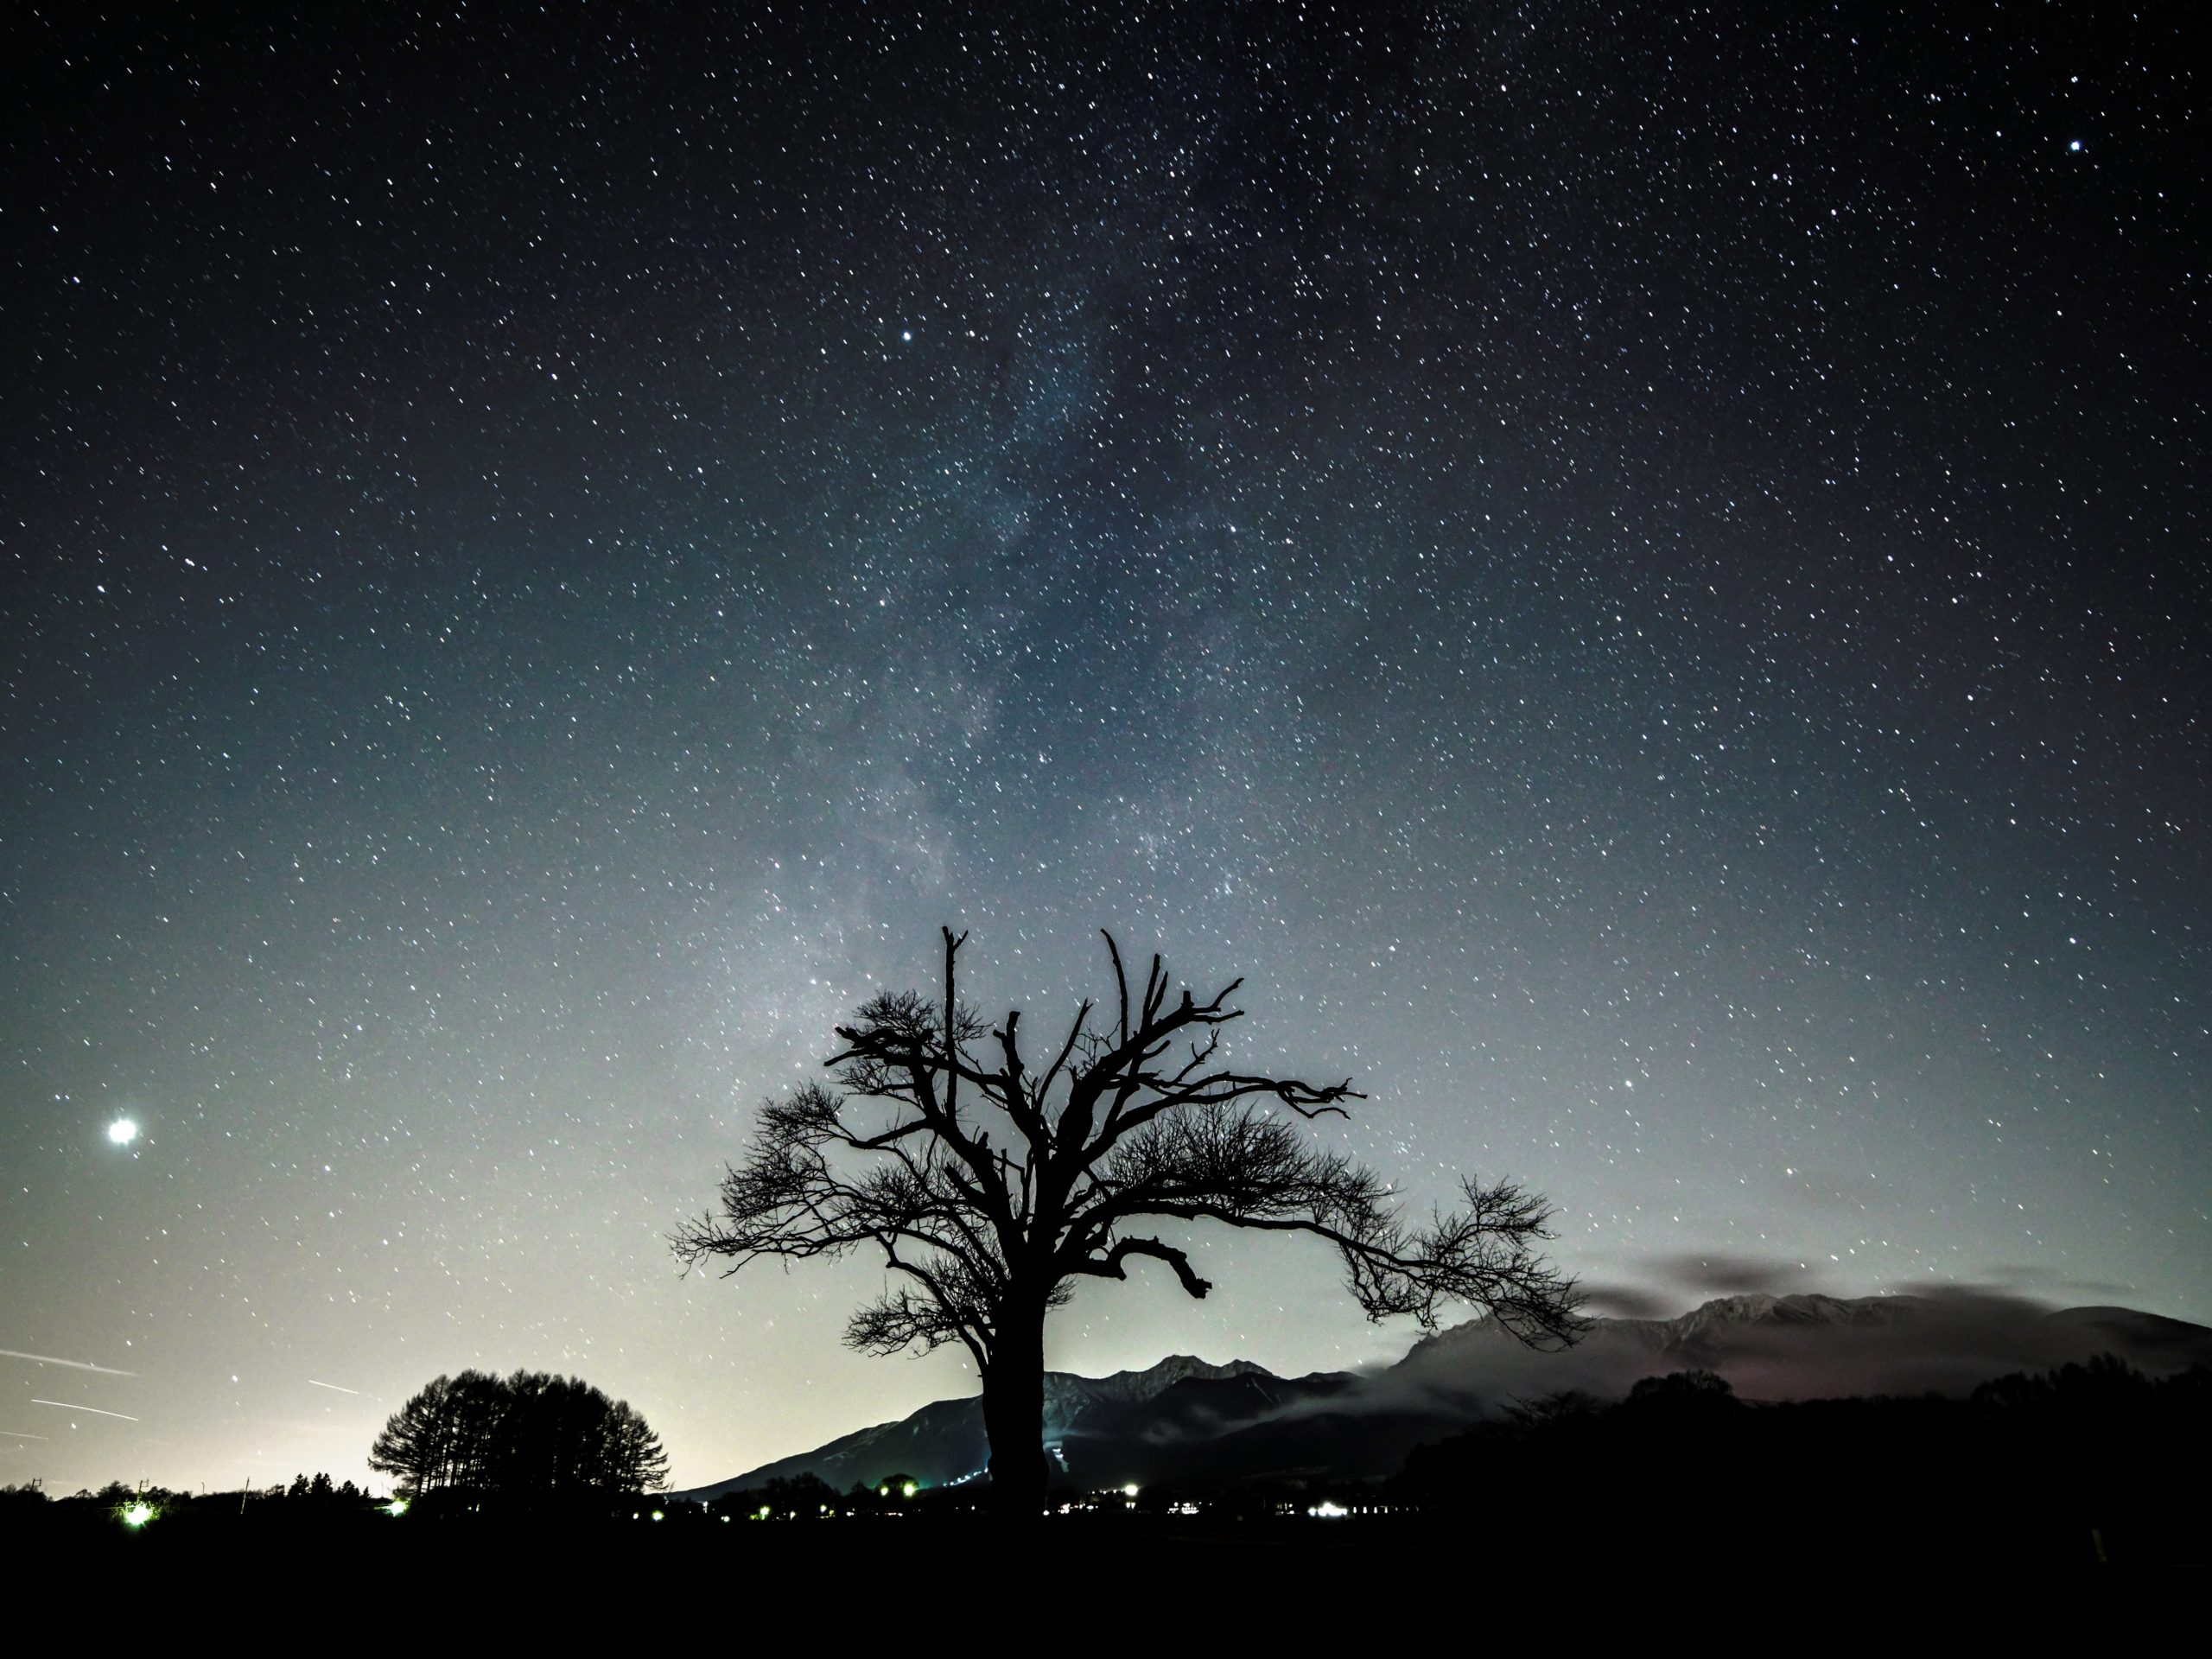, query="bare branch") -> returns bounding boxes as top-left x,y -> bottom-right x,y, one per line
1084,1102 -> 1588,1345
1065,1235 -> 1213,1299
943,925 -> 968,1122
1037,999 -> 1092,1116
1103,930 -> 1132,1046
